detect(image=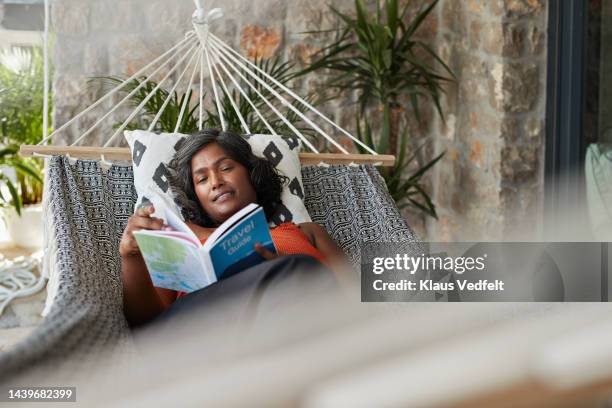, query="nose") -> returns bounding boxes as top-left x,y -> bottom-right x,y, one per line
209,170 -> 224,190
